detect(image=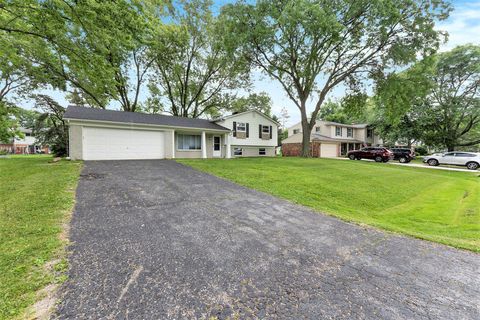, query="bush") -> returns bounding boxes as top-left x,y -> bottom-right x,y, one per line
0,150 -> 7,156
415,146 -> 428,156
